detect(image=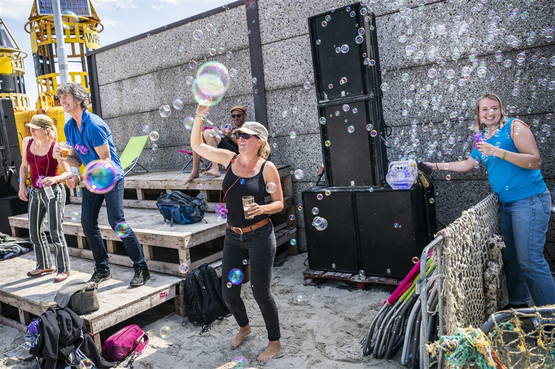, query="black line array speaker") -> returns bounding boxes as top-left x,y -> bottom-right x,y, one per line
303,184 -> 436,279
0,99 -> 26,234
308,3 -> 388,186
